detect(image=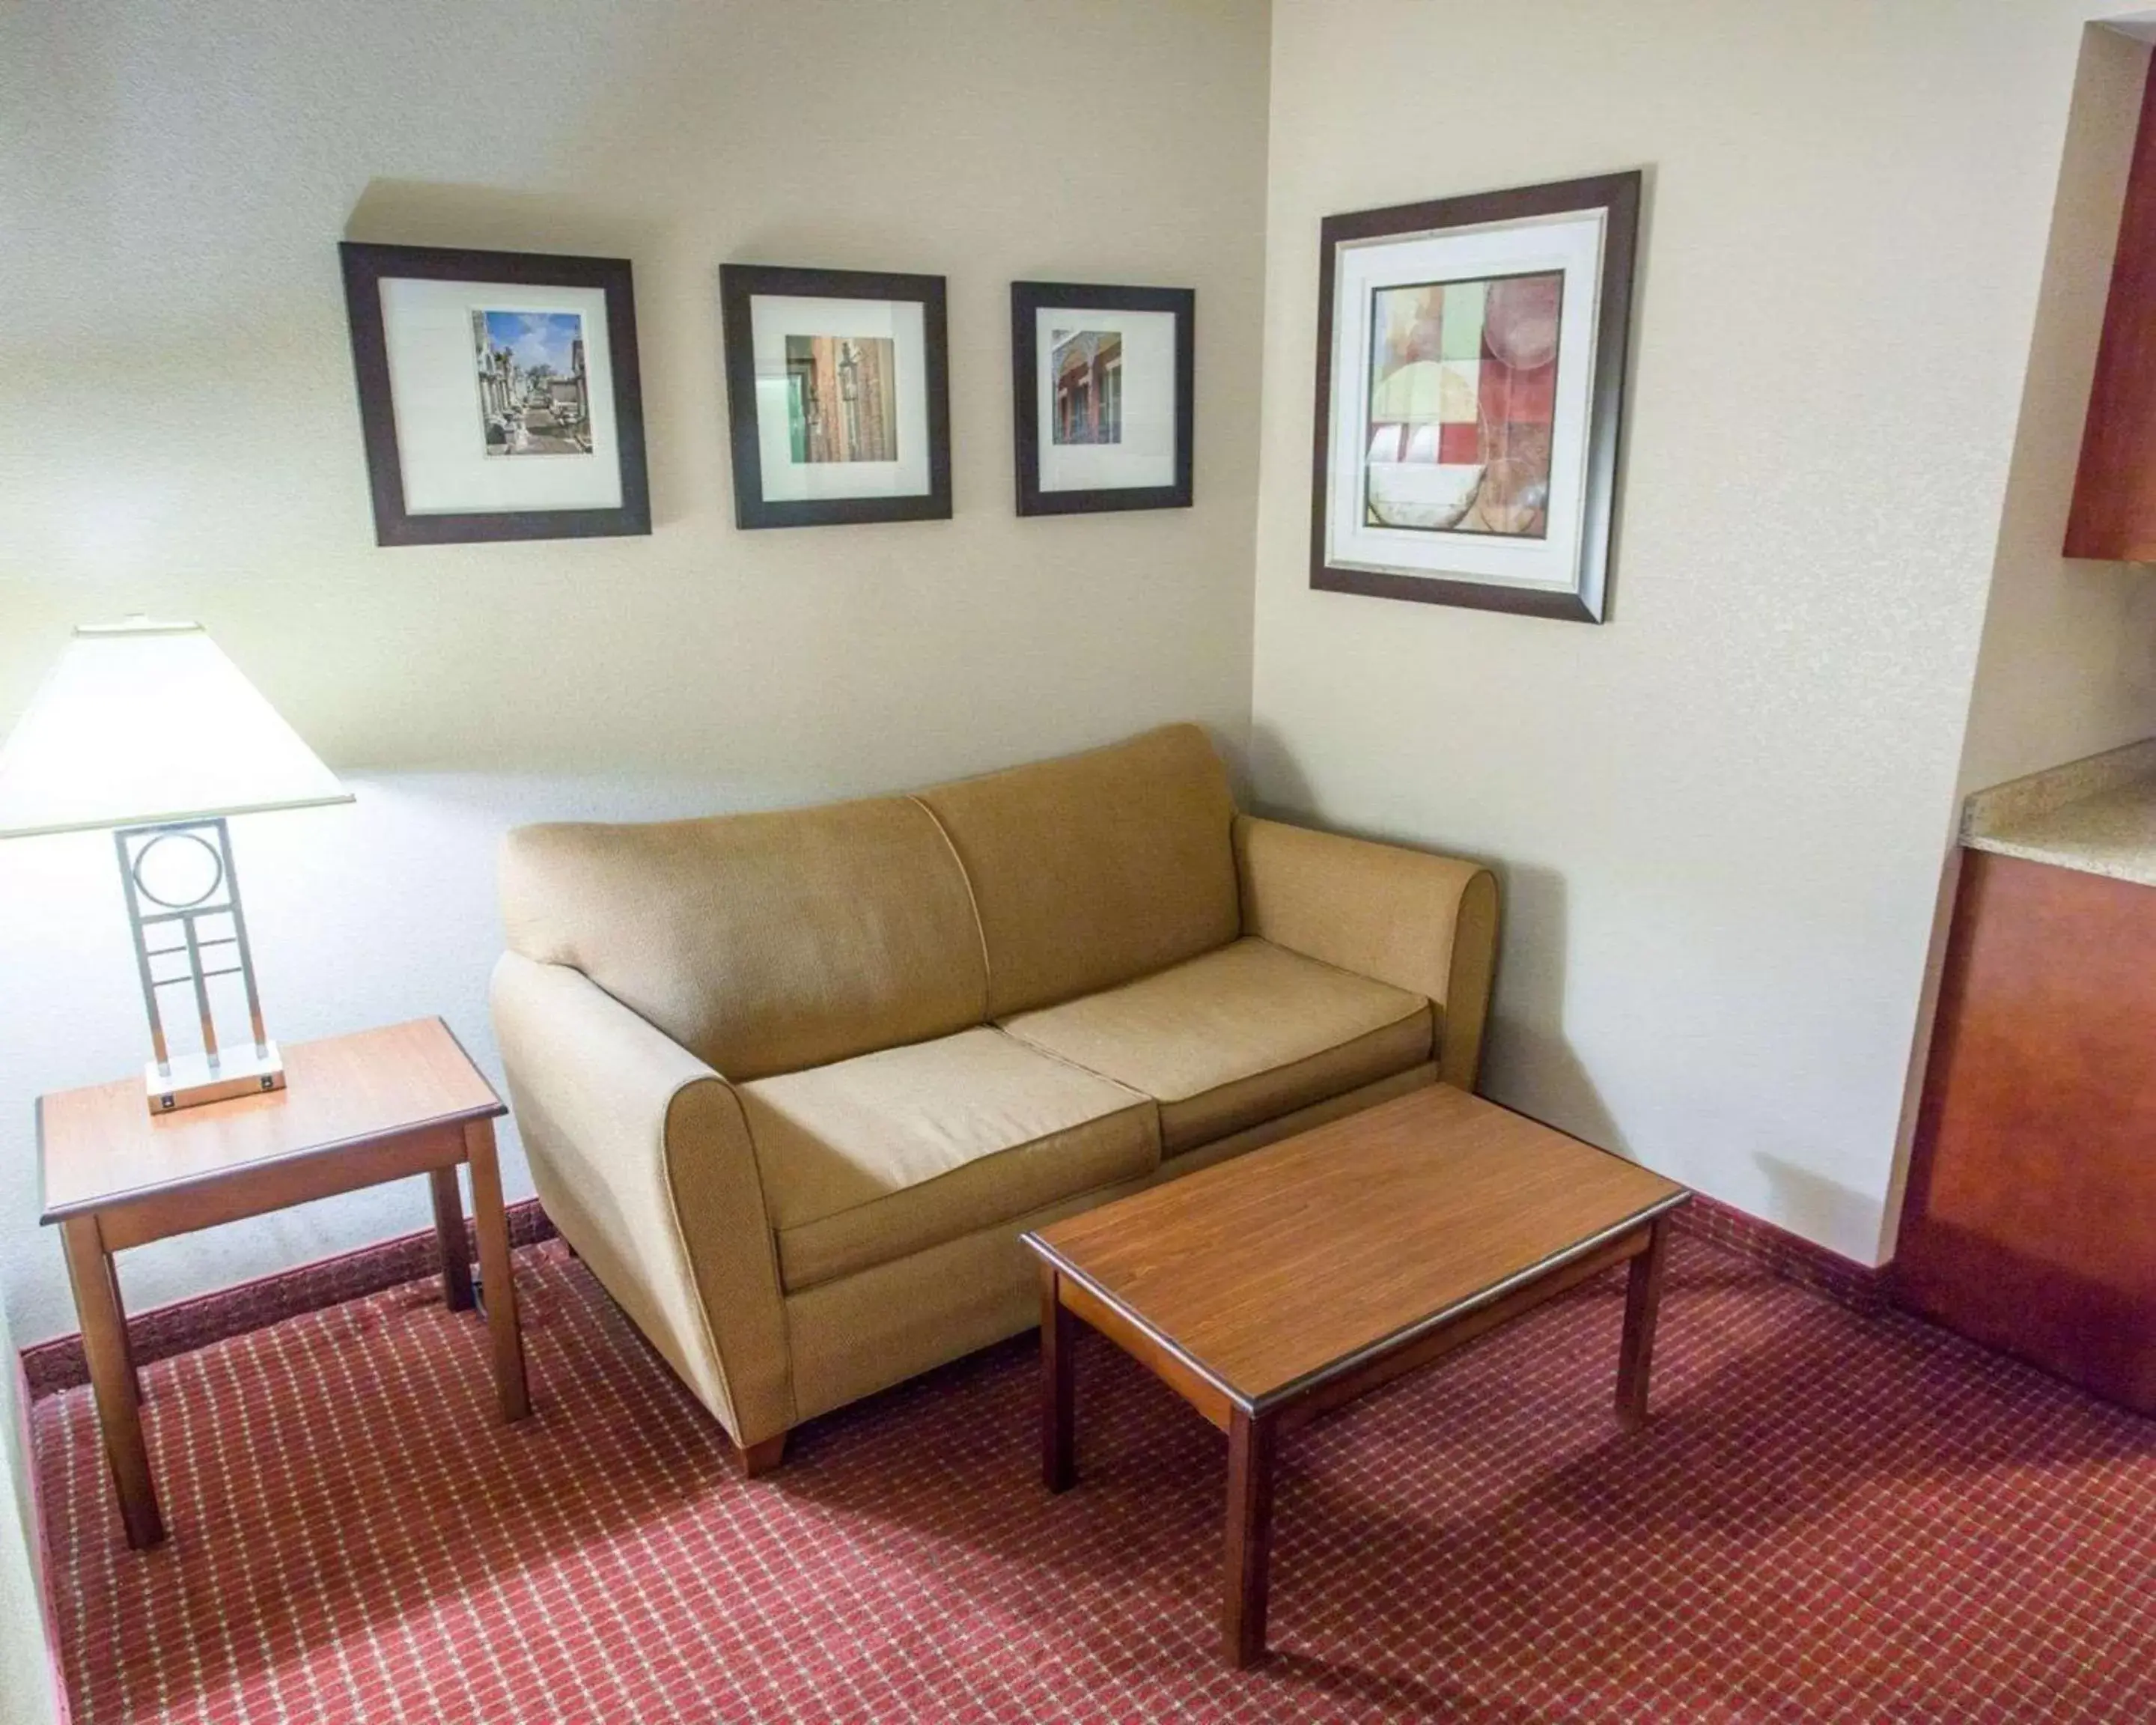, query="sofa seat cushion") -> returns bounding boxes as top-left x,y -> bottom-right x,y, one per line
999,937 -> 1433,1154
740,1028 -> 1158,1292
